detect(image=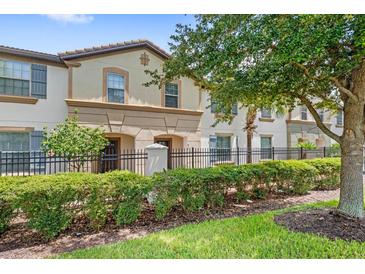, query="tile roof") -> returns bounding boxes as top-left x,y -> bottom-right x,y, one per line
0,45 -> 63,64
58,39 -> 170,60
0,39 -> 170,64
